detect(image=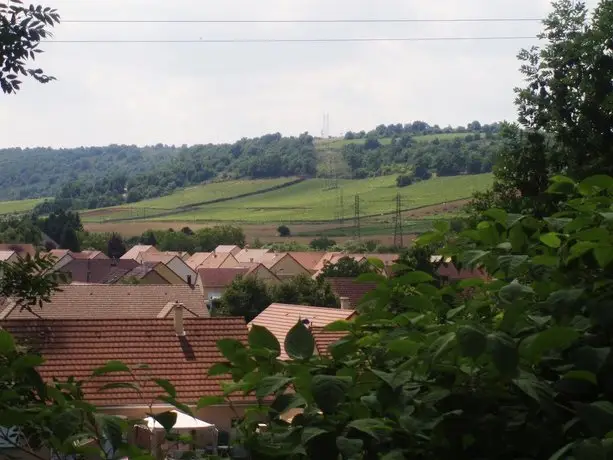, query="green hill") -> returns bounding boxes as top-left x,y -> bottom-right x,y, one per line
0,198 -> 47,216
